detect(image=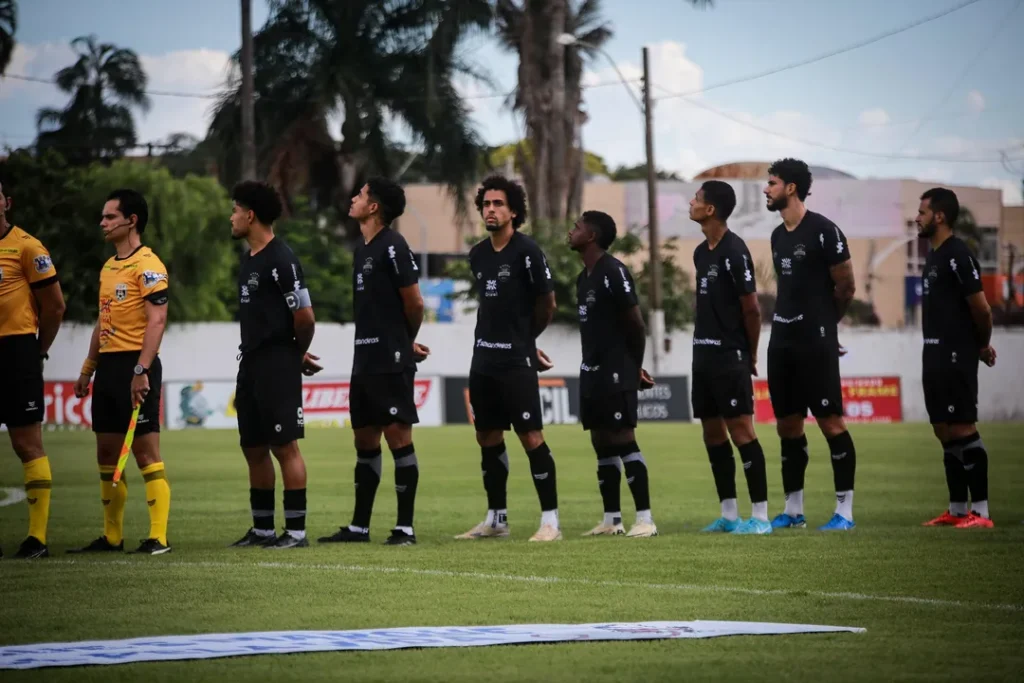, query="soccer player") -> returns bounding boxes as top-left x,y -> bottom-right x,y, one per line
688,181 -> 771,535
569,211 -> 658,538
228,181 -> 320,550
762,158 -> 858,531
455,175 -> 561,542
916,187 -> 996,528
70,189 -> 172,555
0,180 -> 66,559
318,177 -> 428,546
